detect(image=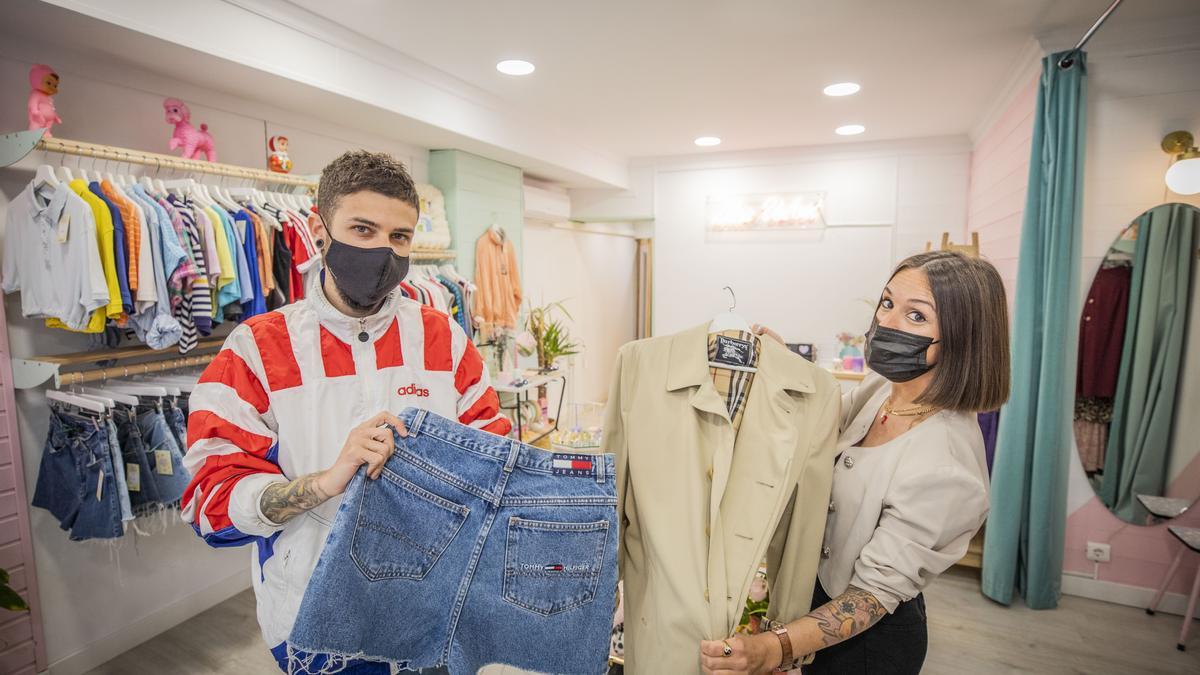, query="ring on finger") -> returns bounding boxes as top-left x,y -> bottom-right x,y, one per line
722,639 -> 733,657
